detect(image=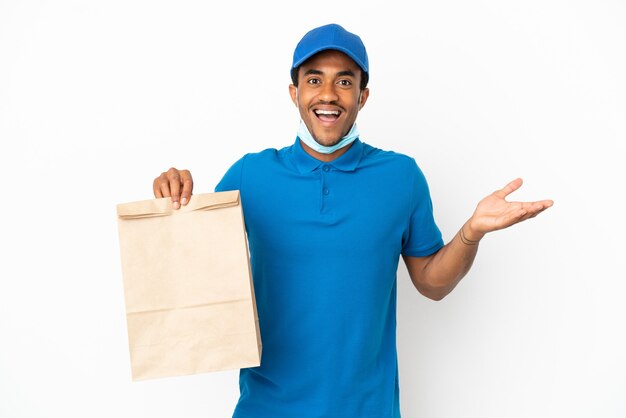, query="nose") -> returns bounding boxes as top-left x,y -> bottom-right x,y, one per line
318,82 -> 339,103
